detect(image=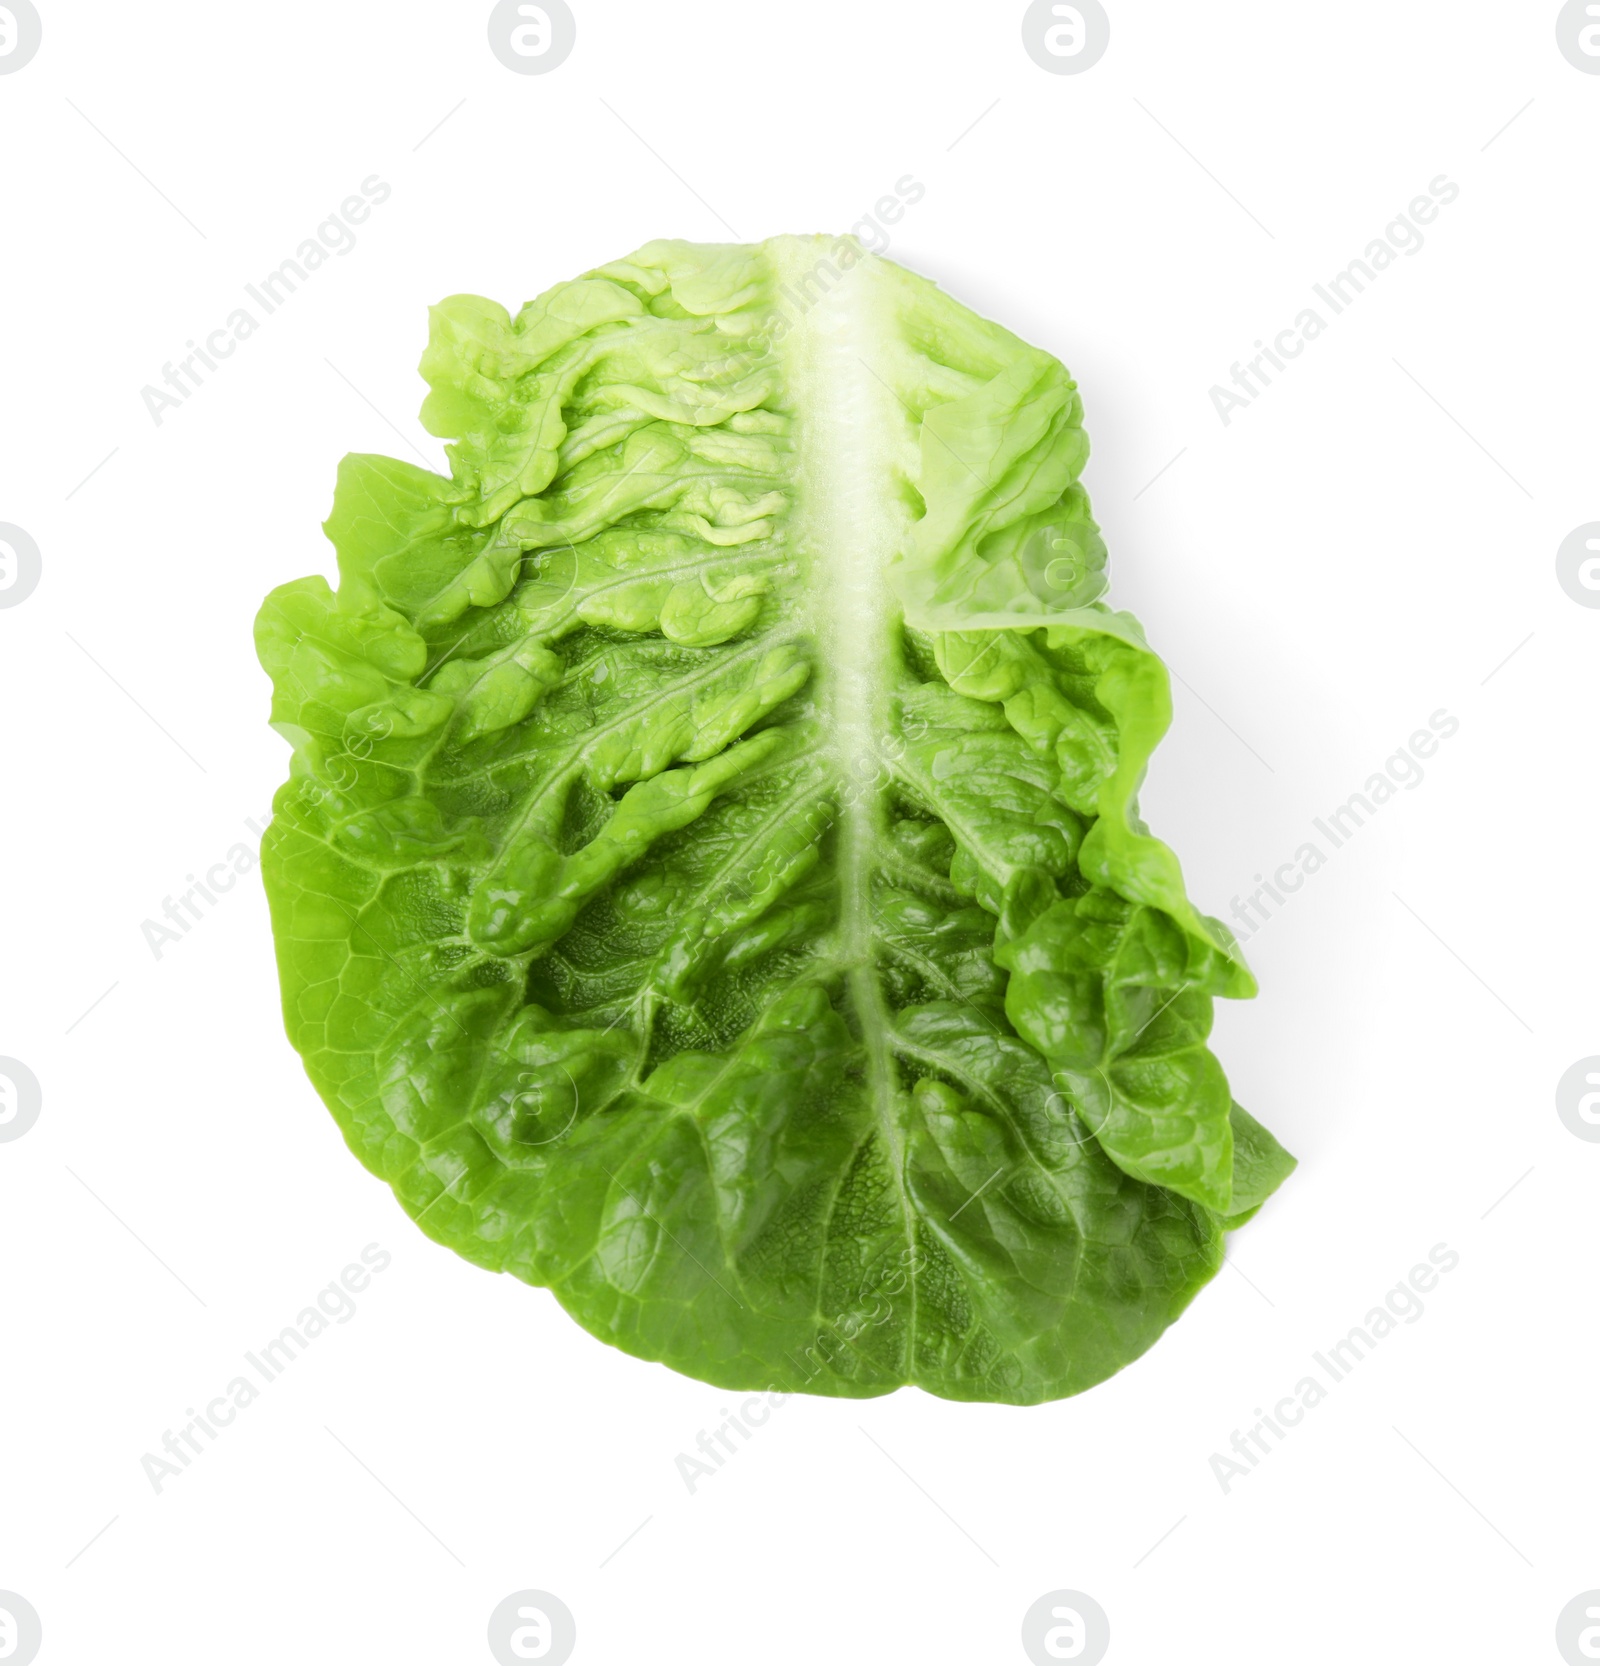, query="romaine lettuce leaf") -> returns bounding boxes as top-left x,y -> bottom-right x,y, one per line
256,237 -> 1292,1404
